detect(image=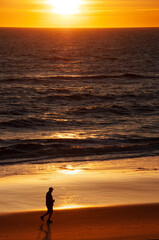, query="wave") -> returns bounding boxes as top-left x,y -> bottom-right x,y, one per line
1,72 -> 159,82
0,118 -> 62,128
1,100 -> 157,129
42,56 -> 74,62
0,137 -> 159,165
0,117 -> 85,129
68,105 -> 130,115
0,118 -> 49,128
29,89 -> 159,104
0,105 -> 132,129
44,93 -> 95,101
